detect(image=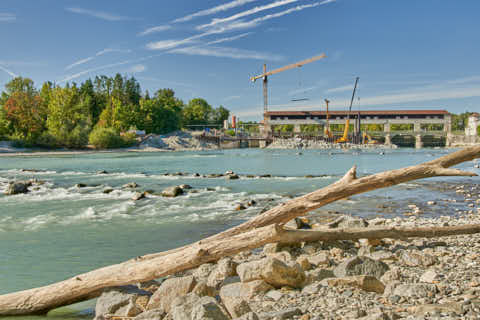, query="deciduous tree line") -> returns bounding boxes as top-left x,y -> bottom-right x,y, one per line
0,75 -> 230,148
